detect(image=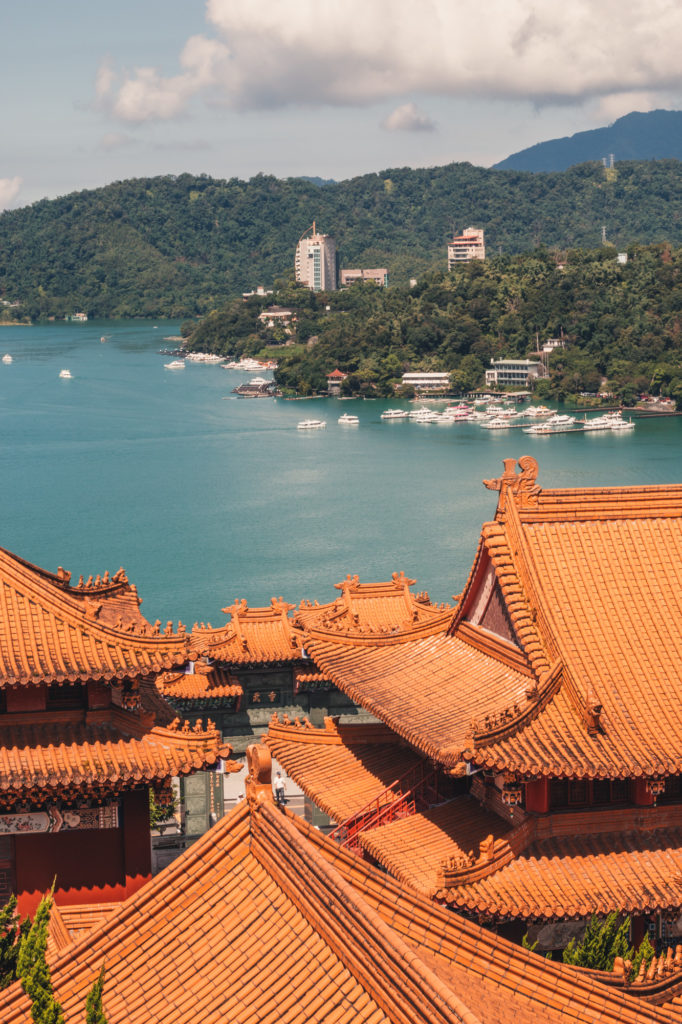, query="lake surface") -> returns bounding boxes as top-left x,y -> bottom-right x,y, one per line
0,319 -> 680,626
